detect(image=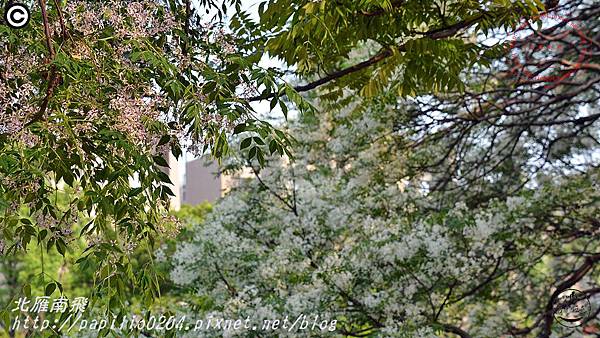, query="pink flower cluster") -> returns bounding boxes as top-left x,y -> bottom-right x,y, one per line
109,89 -> 162,144
0,49 -> 41,146
64,0 -> 178,39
